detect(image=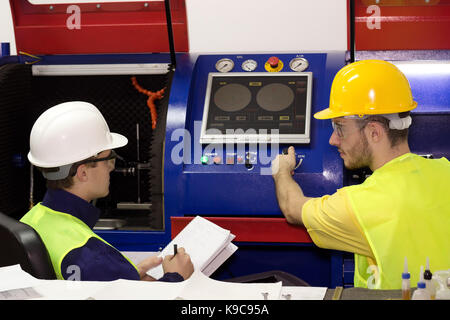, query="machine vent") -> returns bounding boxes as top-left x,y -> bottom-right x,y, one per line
0,63 -> 33,219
